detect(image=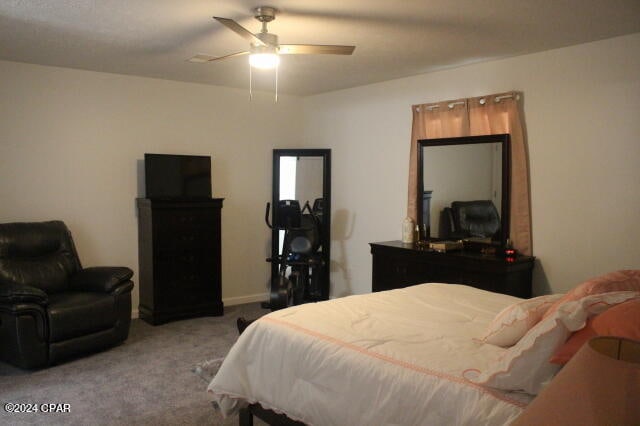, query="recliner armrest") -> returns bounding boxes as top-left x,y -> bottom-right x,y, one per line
0,282 -> 49,306
69,267 -> 134,294
113,280 -> 134,296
